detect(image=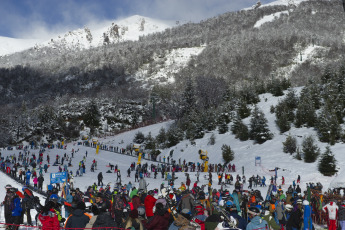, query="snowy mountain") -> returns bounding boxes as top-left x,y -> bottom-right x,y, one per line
0,36 -> 44,56
0,15 -> 175,56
